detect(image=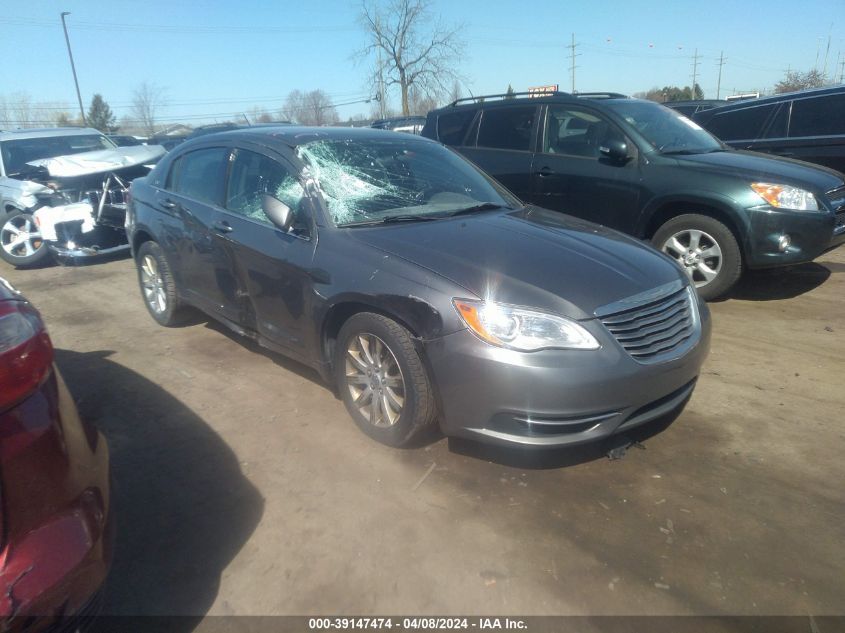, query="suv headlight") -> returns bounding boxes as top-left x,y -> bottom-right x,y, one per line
750,182 -> 819,211
453,299 -> 599,351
